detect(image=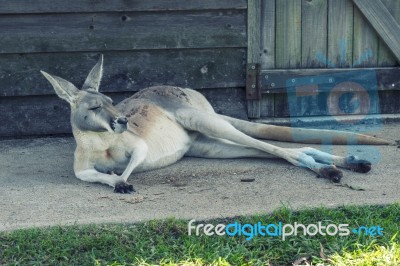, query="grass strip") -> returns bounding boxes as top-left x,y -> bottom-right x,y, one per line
0,204 -> 399,265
